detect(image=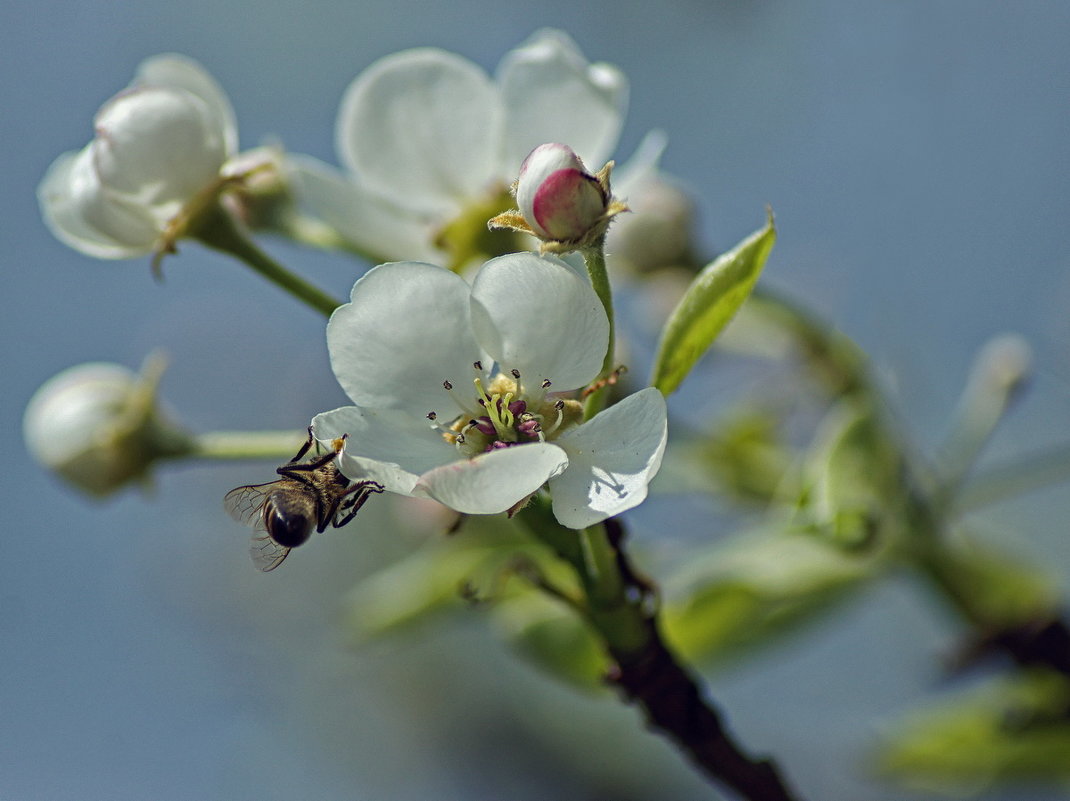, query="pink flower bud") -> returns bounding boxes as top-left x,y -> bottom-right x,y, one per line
516,143 -> 607,242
